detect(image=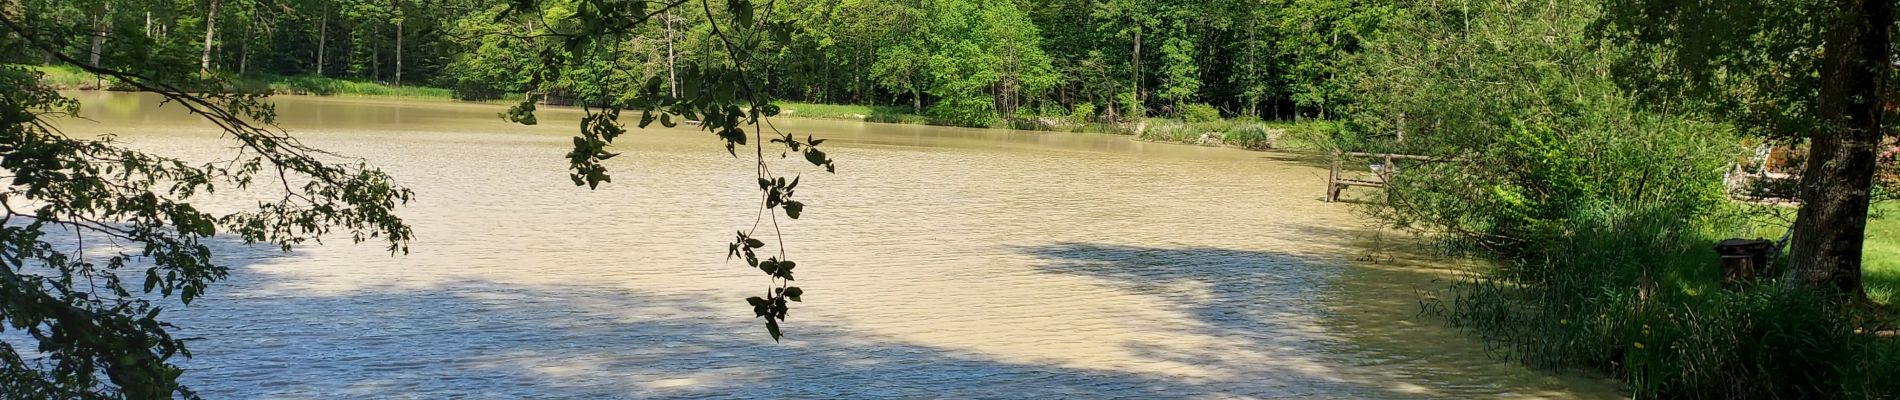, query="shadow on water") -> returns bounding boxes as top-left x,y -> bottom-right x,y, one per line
59,227 -> 1620,398
1021,242 -> 1339,346
179,279 -> 1235,398
1017,242 -> 1621,399
150,239 -> 1482,398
